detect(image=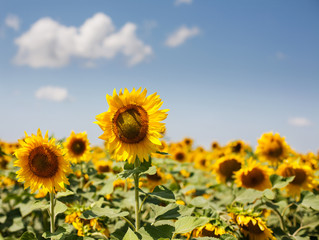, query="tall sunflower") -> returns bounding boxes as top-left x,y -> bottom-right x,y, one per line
64,131 -> 91,164
14,129 -> 71,193
256,132 -> 291,166
277,160 -> 314,198
95,88 -> 168,163
235,158 -> 272,191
